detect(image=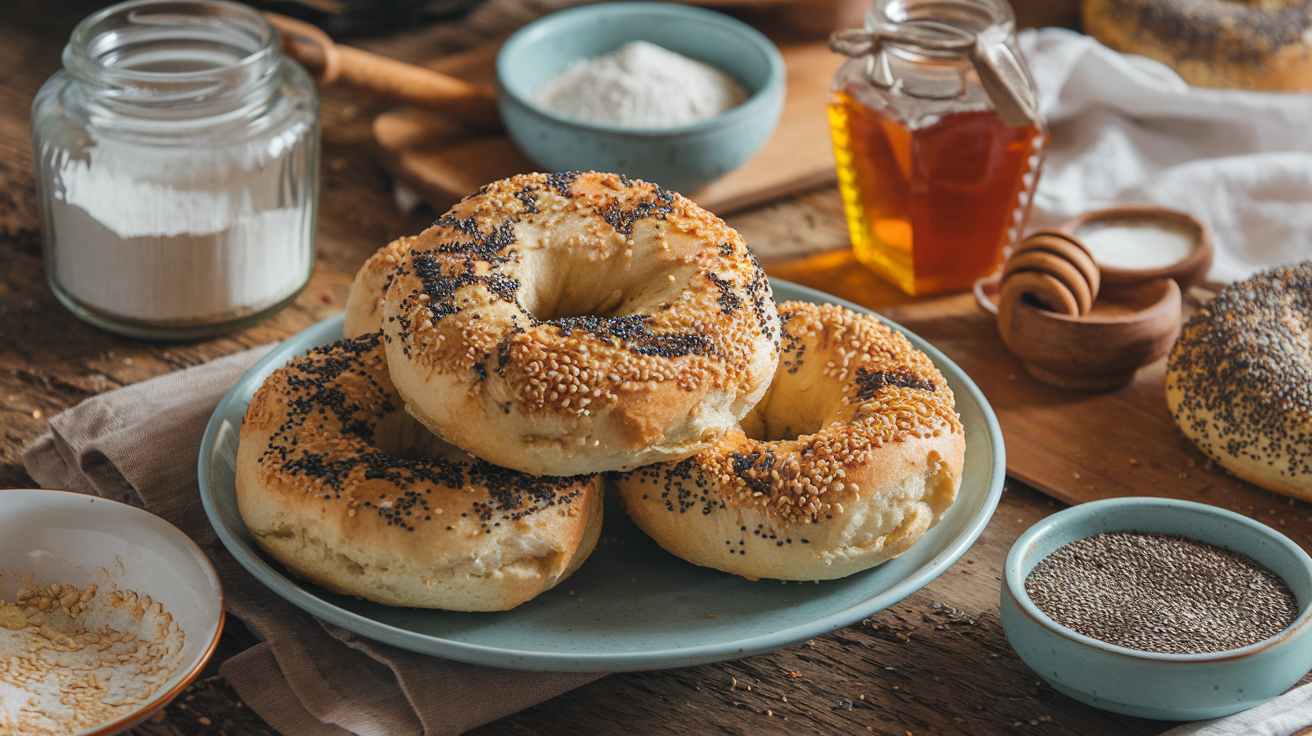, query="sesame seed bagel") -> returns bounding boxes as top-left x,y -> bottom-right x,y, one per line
1166,262 -> 1312,499
236,332 -> 603,611
344,235 -> 417,338
1083,0 -> 1312,90
615,301 -> 964,581
382,171 -> 781,477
